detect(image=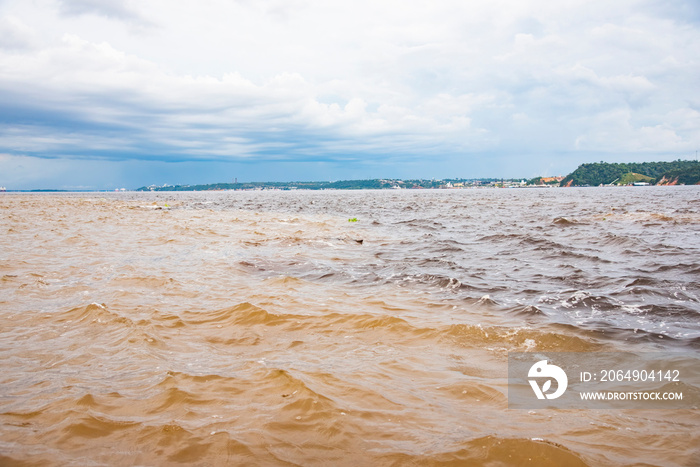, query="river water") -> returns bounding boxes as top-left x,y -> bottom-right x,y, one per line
1,187 -> 699,465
